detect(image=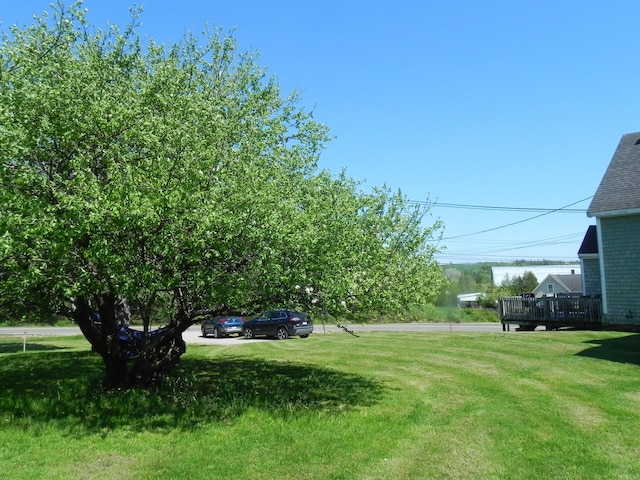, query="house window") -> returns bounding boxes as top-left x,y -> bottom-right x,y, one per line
547,284 -> 554,294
